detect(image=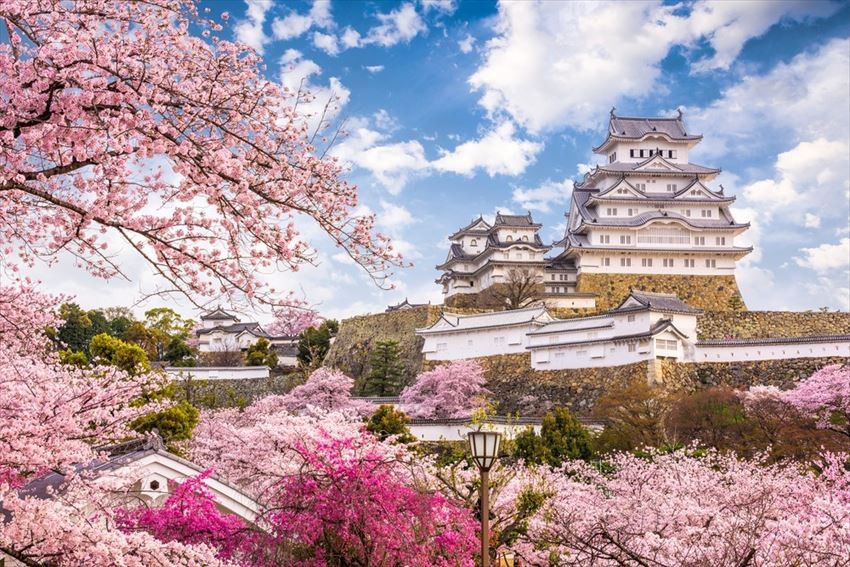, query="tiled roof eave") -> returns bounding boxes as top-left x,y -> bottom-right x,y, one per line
697,335 -> 850,347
